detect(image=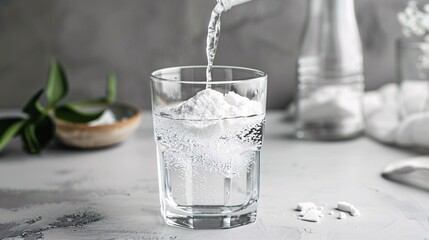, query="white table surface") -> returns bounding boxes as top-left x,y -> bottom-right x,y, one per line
0,111 -> 428,240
